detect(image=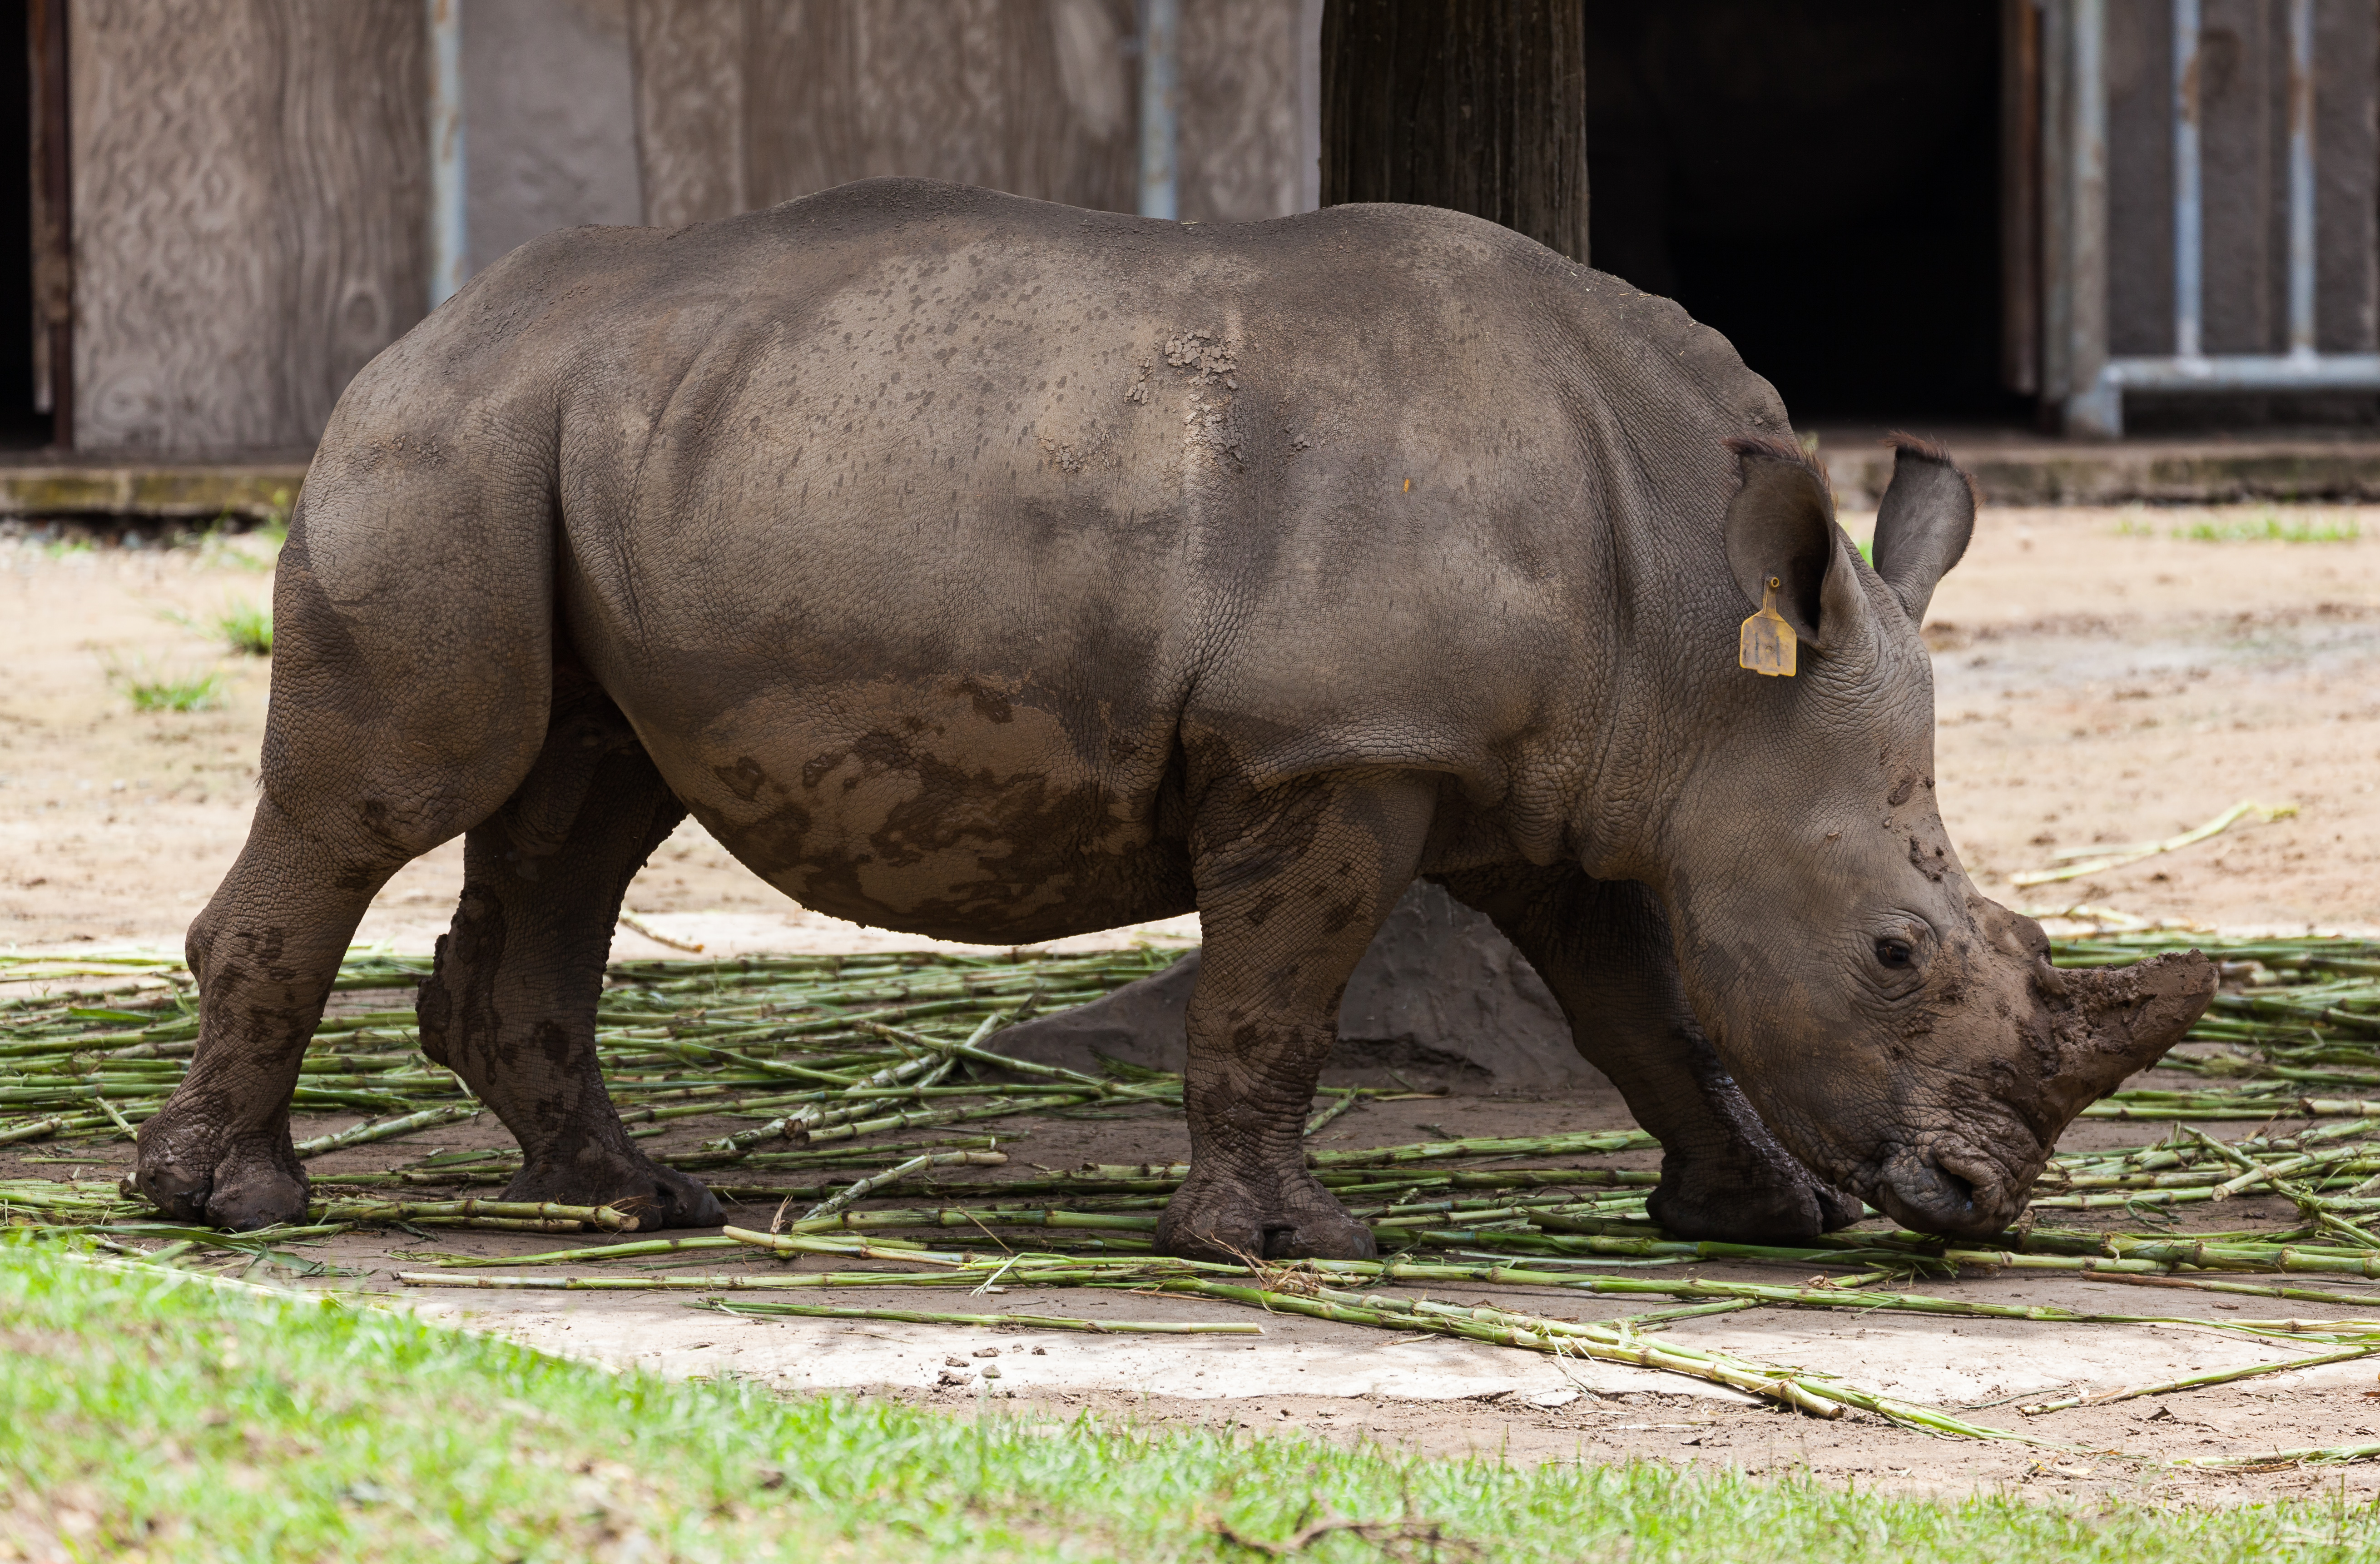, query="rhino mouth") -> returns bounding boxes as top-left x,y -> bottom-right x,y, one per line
1868,1143 -> 2025,1239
